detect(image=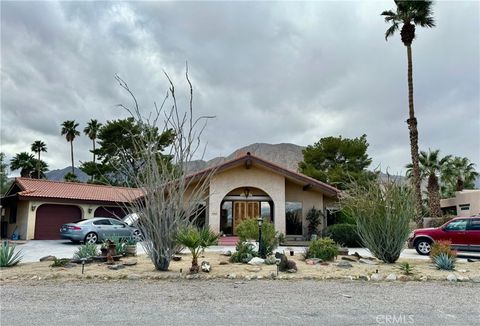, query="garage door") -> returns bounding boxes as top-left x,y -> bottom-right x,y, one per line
34,204 -> 82,240
94,206 -> 127,219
